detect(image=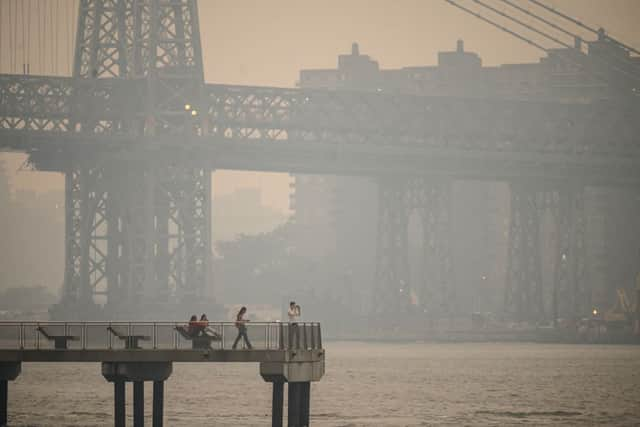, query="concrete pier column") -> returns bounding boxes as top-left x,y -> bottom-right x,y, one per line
133,381 -> 144,427
300,382 -> 310,427
114,381 -> 125,427
102,362 -> 172,427
0,362 -> 21,427
287,383 -> 300,427
287,382 -> 300,427
1,379 -> 7,427
287,382 -> 311,427
153,381 -> 164,427
272,382 -> 284,427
